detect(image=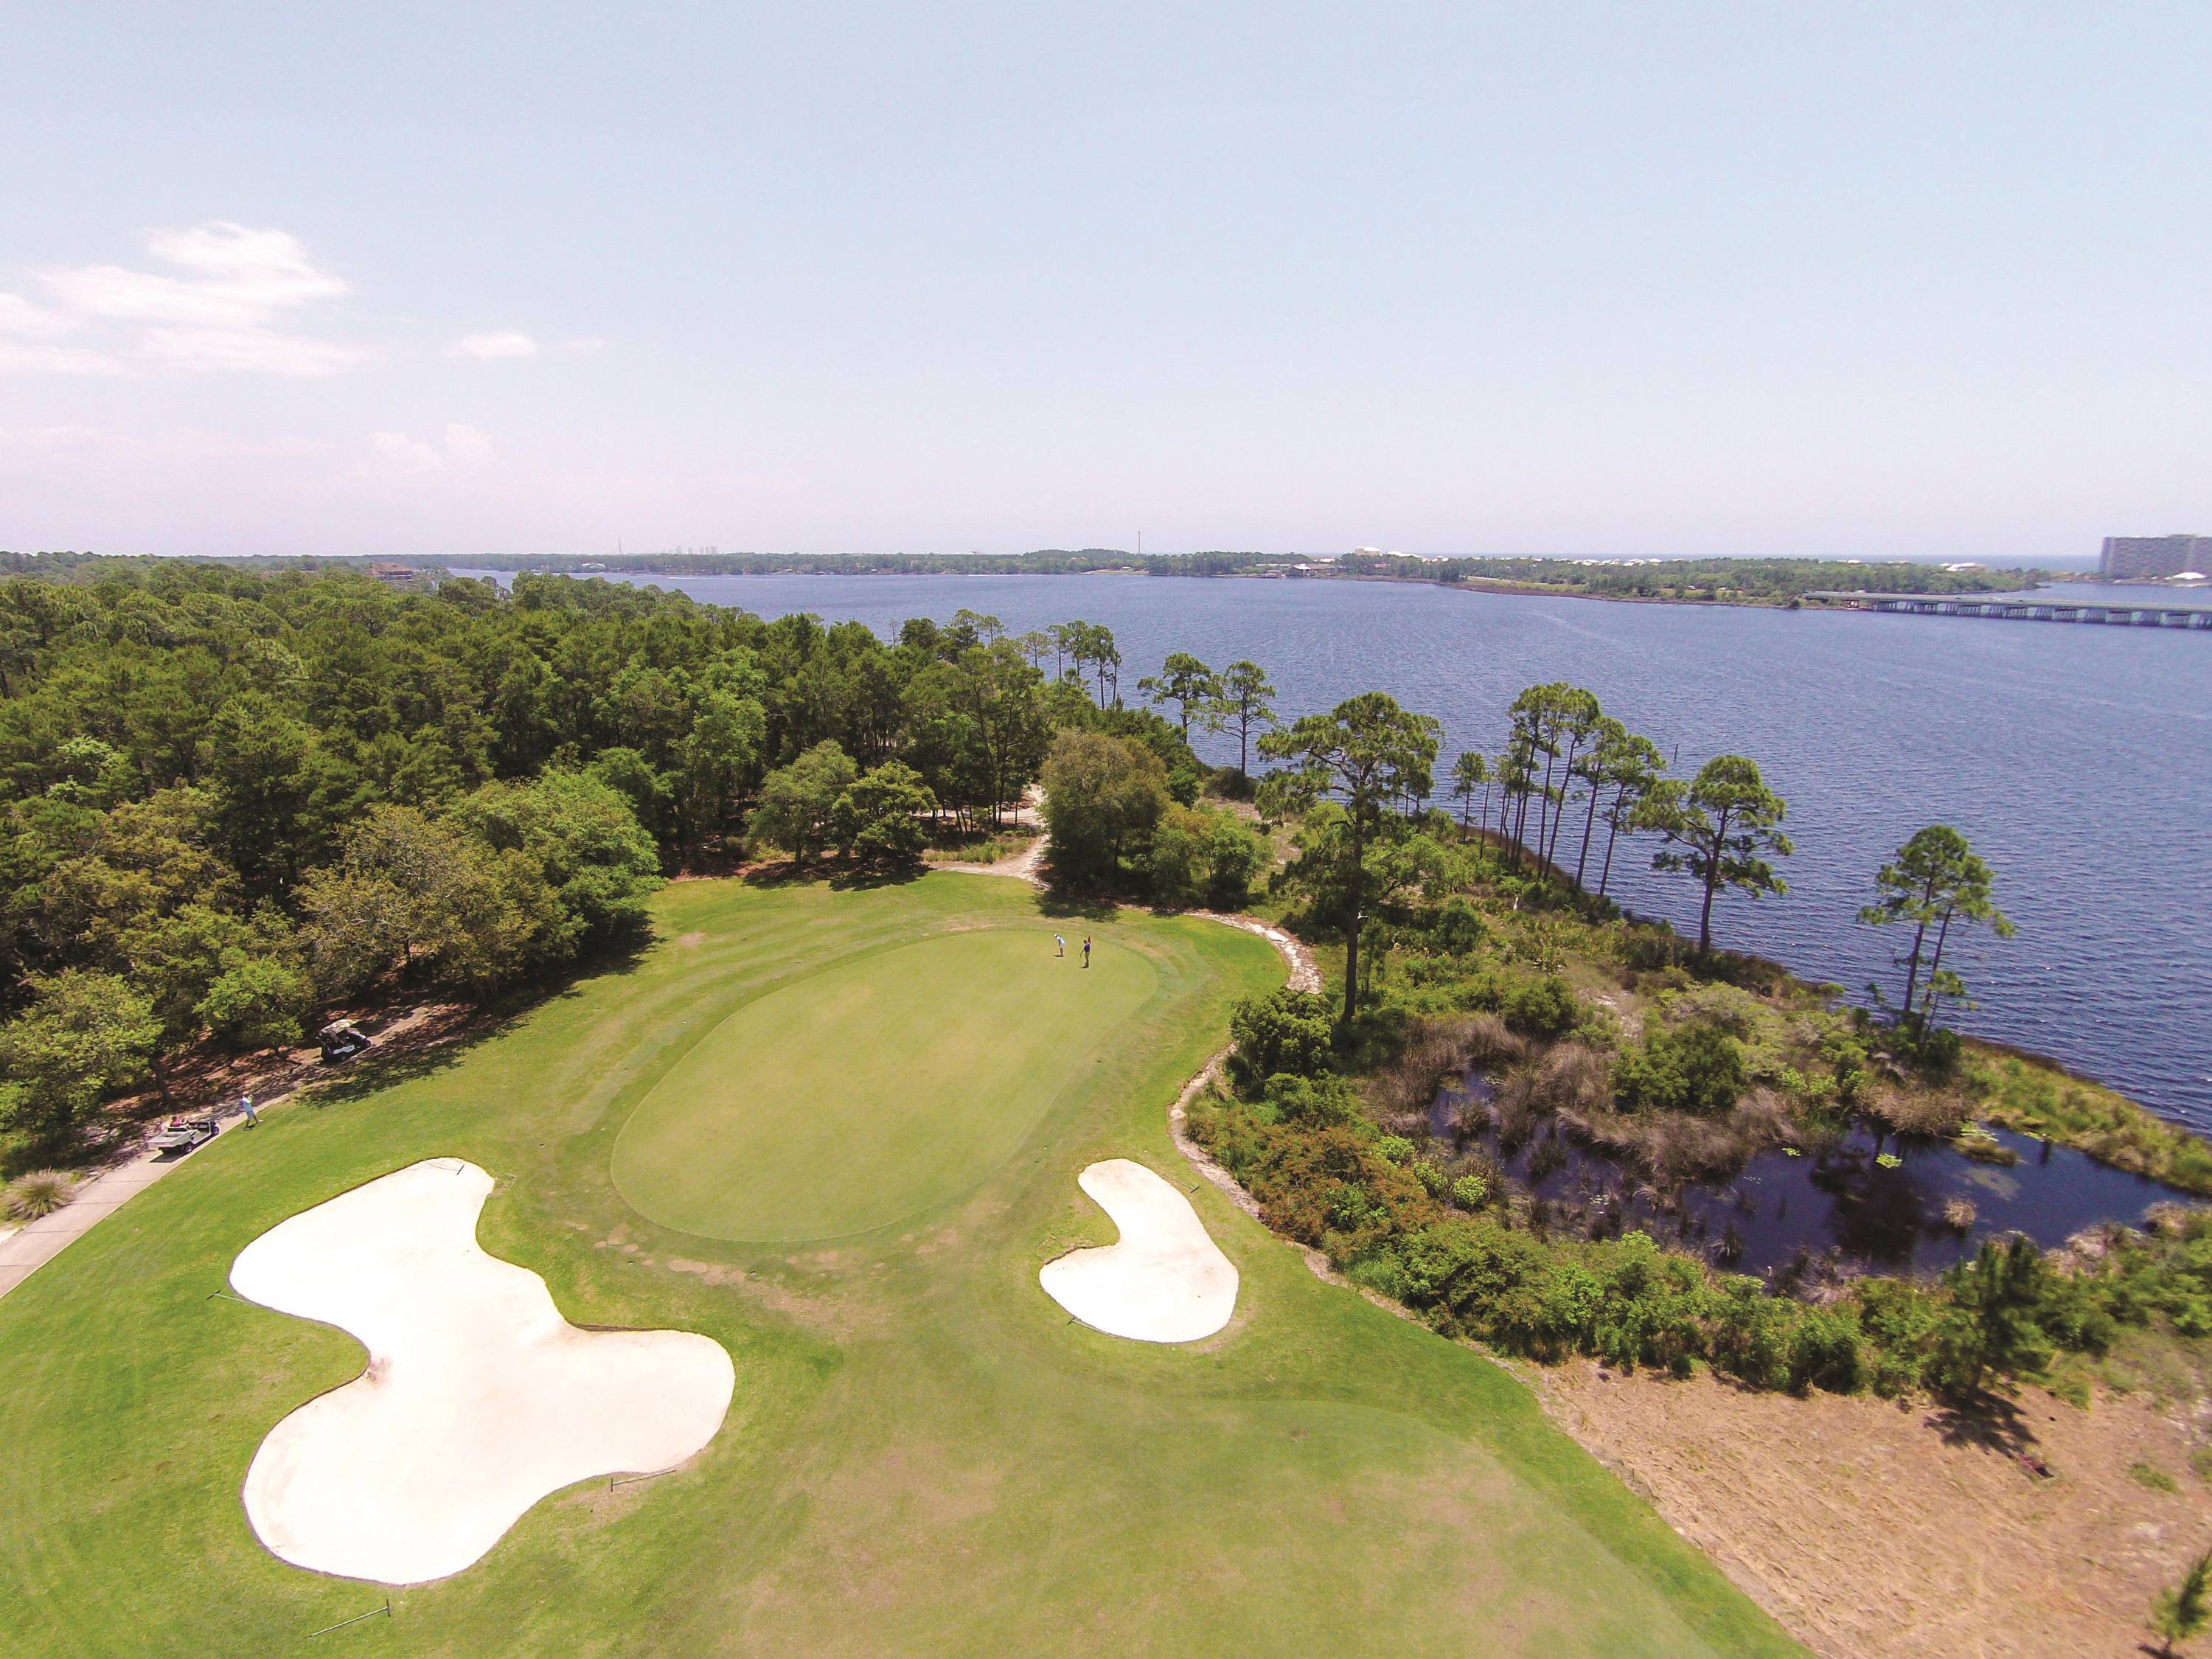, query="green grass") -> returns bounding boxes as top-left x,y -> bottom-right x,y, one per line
0,874 -> 1802,1657
613,928 -> 1155,1241
1973,1051 -> 2212,1195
